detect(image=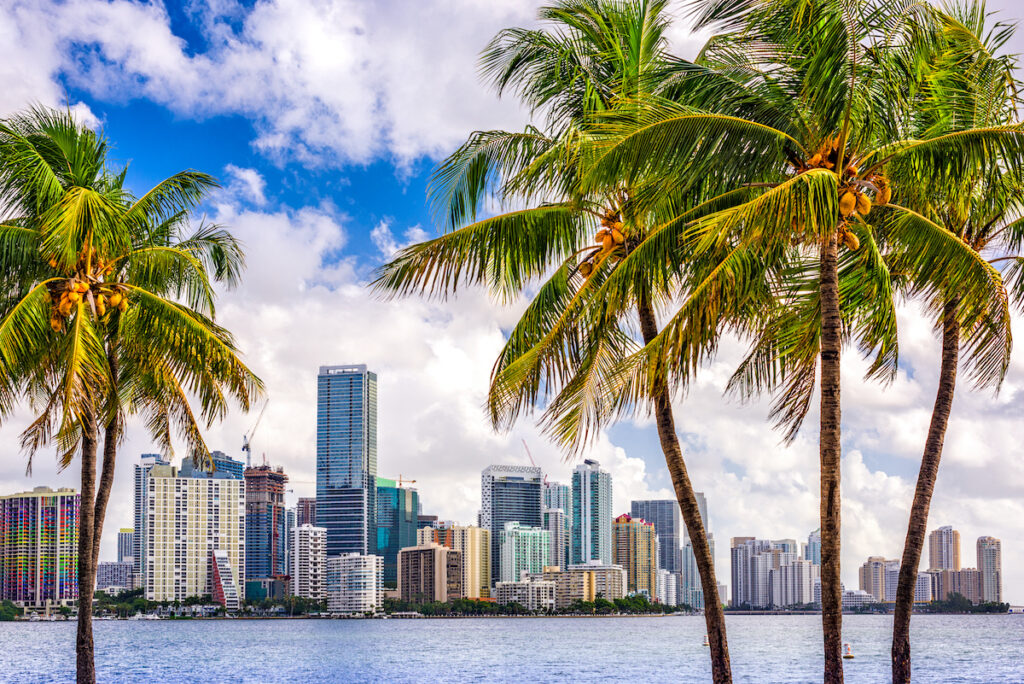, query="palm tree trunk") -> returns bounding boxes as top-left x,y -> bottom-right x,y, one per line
92,334 -> 120,568
76,410 -> 99,684
819,231 -> 843,683
891,298 -> 959,683
637,294 -> 732,684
